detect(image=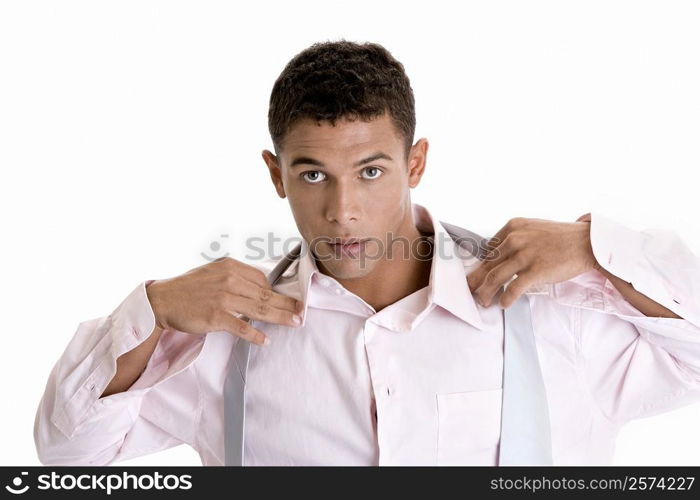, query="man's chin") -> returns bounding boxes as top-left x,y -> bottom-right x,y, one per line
320,258 -> 377,280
